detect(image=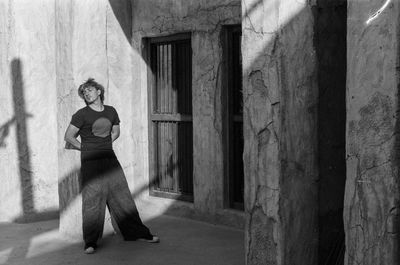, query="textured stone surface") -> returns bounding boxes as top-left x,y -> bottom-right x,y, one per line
242,0 -> 318,264
0,0 -> 58,222
191,31 -> 224,214
345,1 -> 400,264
